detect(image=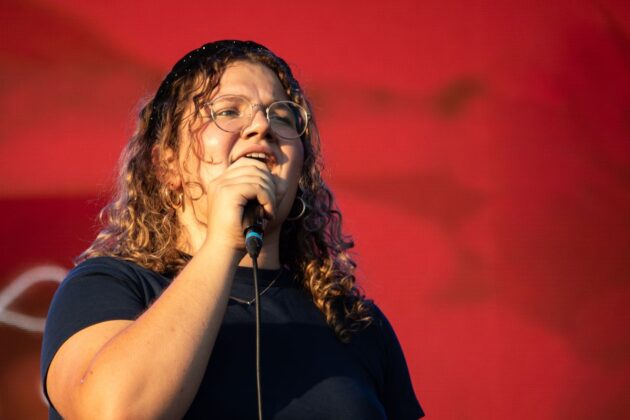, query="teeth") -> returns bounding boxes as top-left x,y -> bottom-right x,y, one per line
245,152 -> 268,161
